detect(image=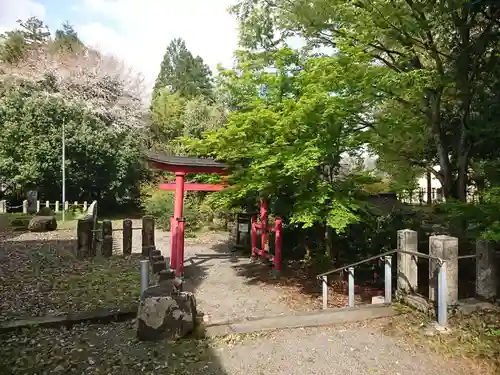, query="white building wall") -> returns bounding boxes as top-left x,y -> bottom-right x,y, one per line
404,166 -> 477,204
